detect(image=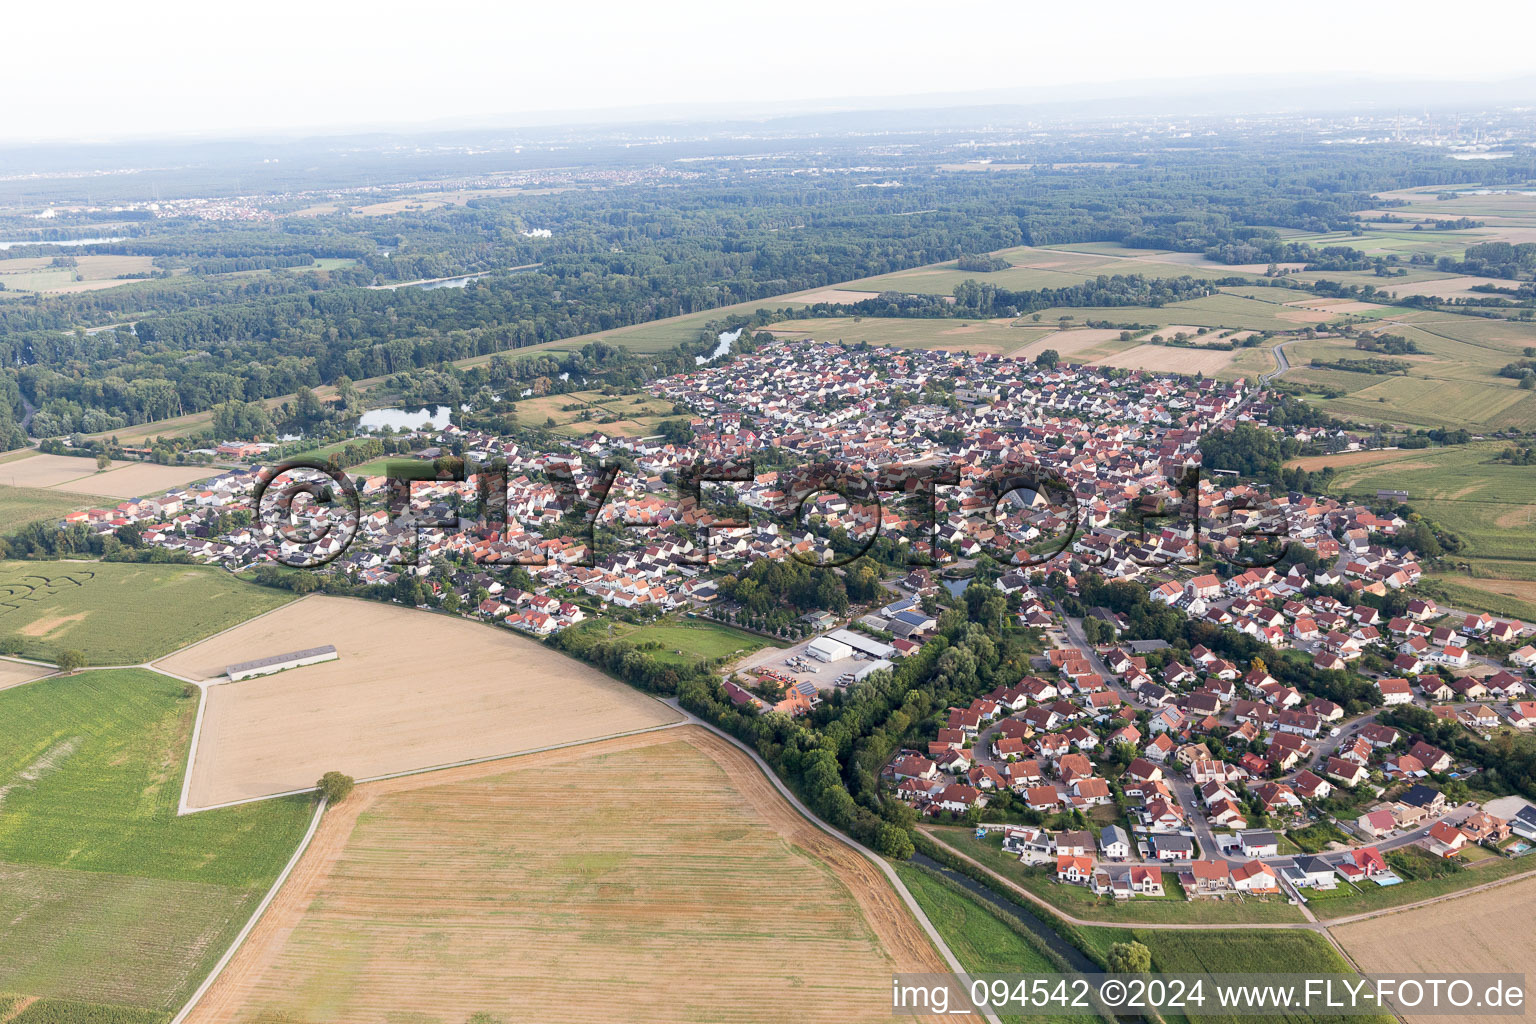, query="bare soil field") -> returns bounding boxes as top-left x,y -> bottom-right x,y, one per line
1333,874 -> 1536,1022
1092,343 -> 1240,375
0,453 -> 113,489
161,597 -> 682,808
1014,327 -> 1125,361
0,659 -> 50,691
183,726 -> 943,1024
1283,448 -> 1414,472
0,453 -> 216,497
51,461 -> 219,498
